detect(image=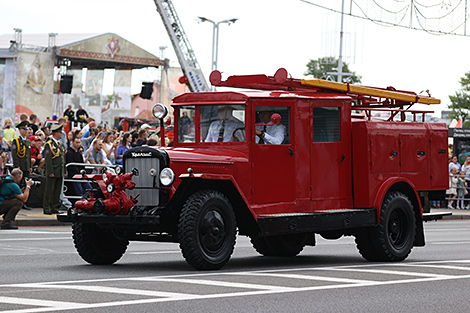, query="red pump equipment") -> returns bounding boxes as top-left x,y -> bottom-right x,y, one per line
75,171 -> 139,215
